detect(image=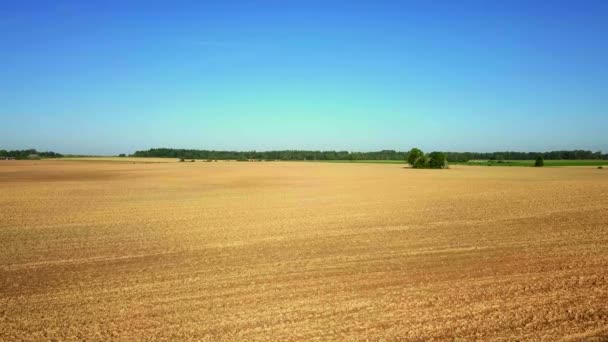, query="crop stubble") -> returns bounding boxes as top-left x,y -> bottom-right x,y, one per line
0,160 -> 607,340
